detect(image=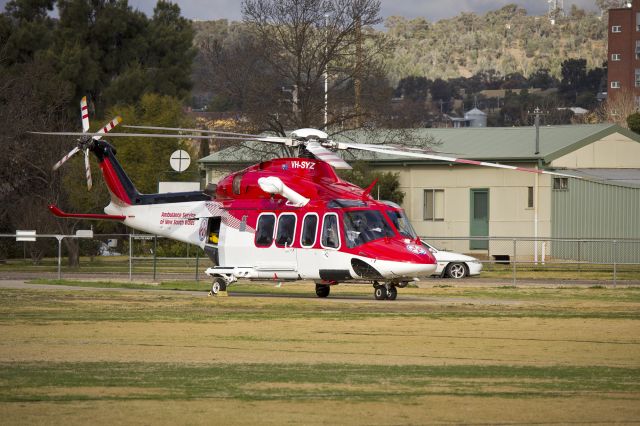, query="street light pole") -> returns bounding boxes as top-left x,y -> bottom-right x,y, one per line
324,13 -> 329,128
